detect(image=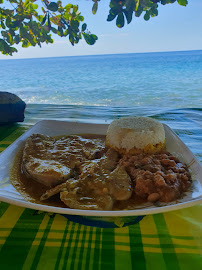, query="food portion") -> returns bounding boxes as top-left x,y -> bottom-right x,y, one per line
10,116 -> 192,211
22,134 -> 105,187
106,116 -> 166,155
119,152 -> 191,203
40,148 -> 132,210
